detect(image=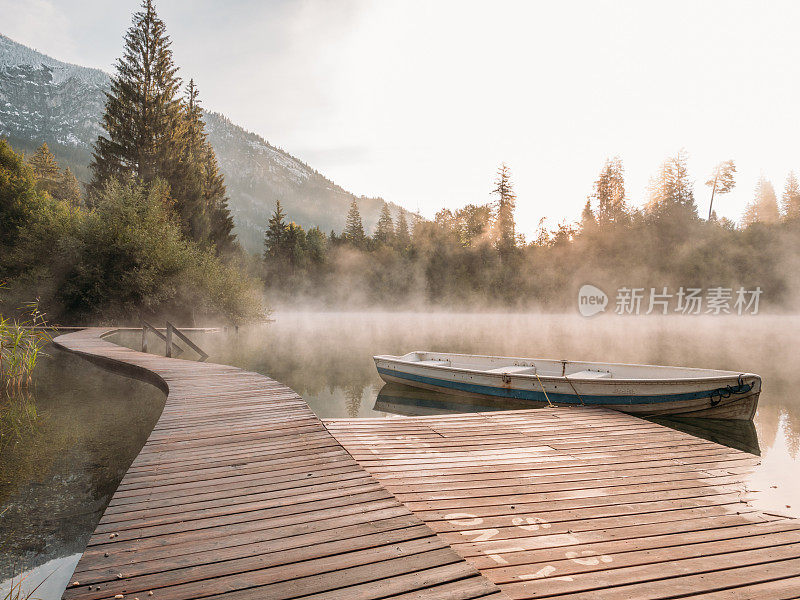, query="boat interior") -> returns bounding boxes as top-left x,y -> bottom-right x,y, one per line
381,351 -> 743,380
